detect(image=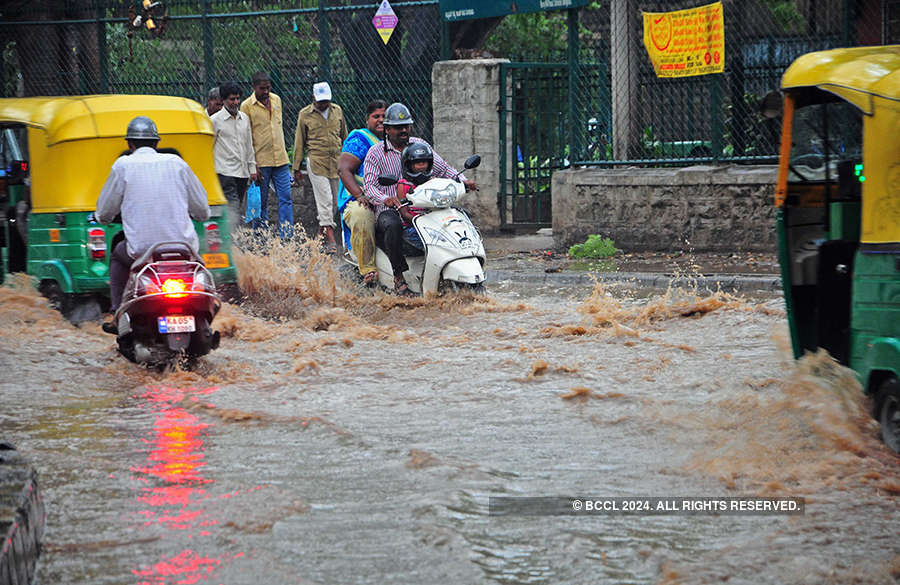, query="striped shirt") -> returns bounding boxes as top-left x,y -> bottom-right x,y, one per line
362,136 -> 463,217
